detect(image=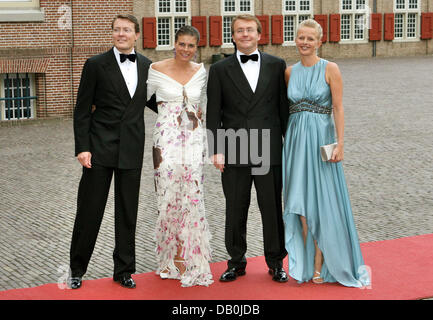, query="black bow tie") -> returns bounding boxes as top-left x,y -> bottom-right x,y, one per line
120,53 -> 136,63
240,54 -> 259,63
